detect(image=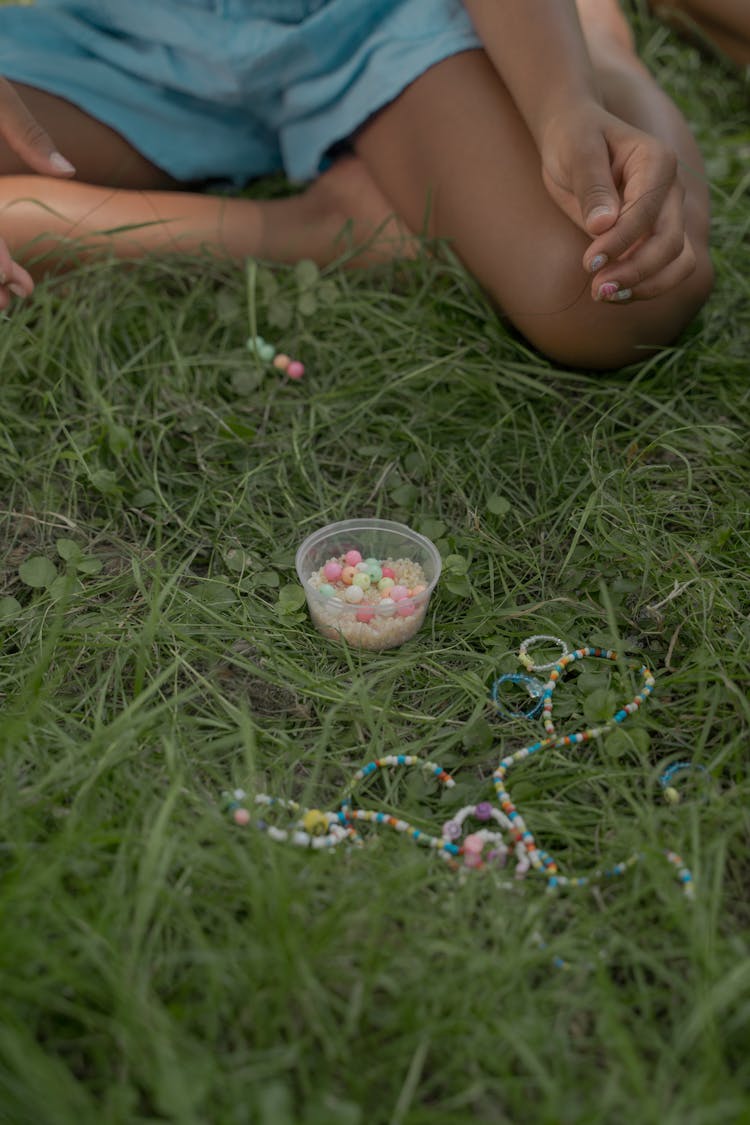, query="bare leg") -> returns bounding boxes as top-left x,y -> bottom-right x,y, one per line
0,83 -> 414,272
649,0 -> 750,67
354,11 -> 712,369
1,160 -> 414,270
